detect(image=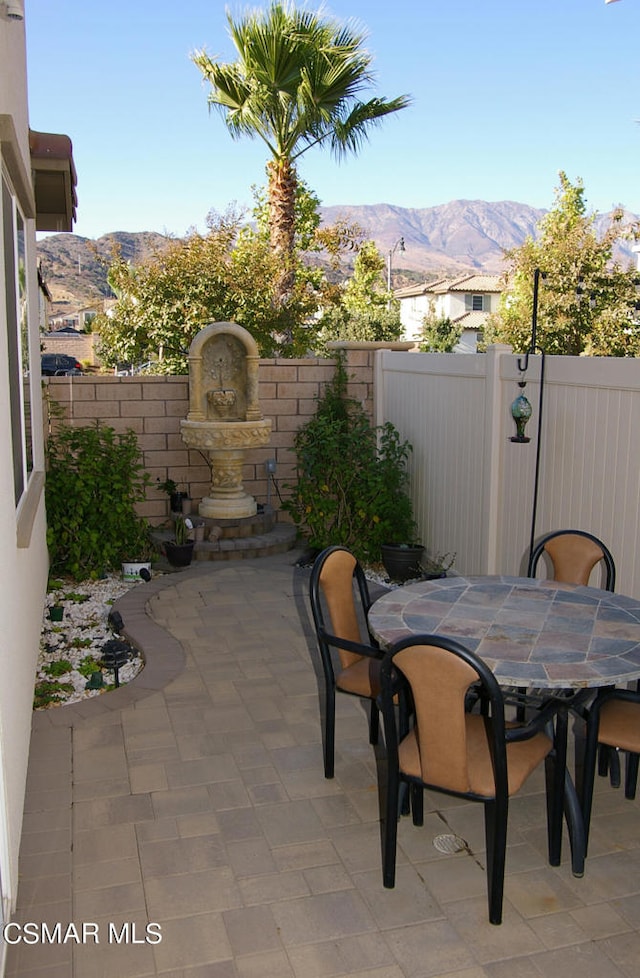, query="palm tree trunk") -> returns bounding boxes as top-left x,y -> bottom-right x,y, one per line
267,158 -> 297,306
